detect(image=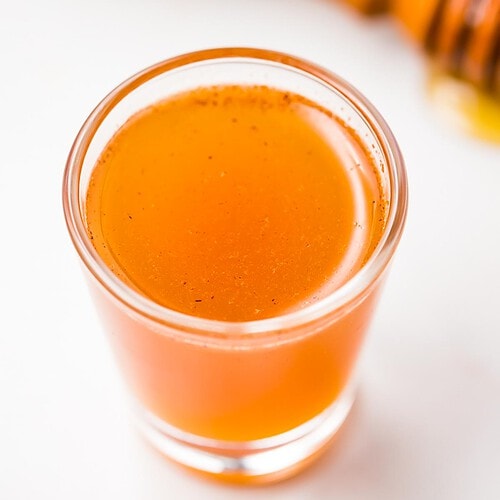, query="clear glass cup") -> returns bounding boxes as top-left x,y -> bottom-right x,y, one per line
63,48 -> 407,483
